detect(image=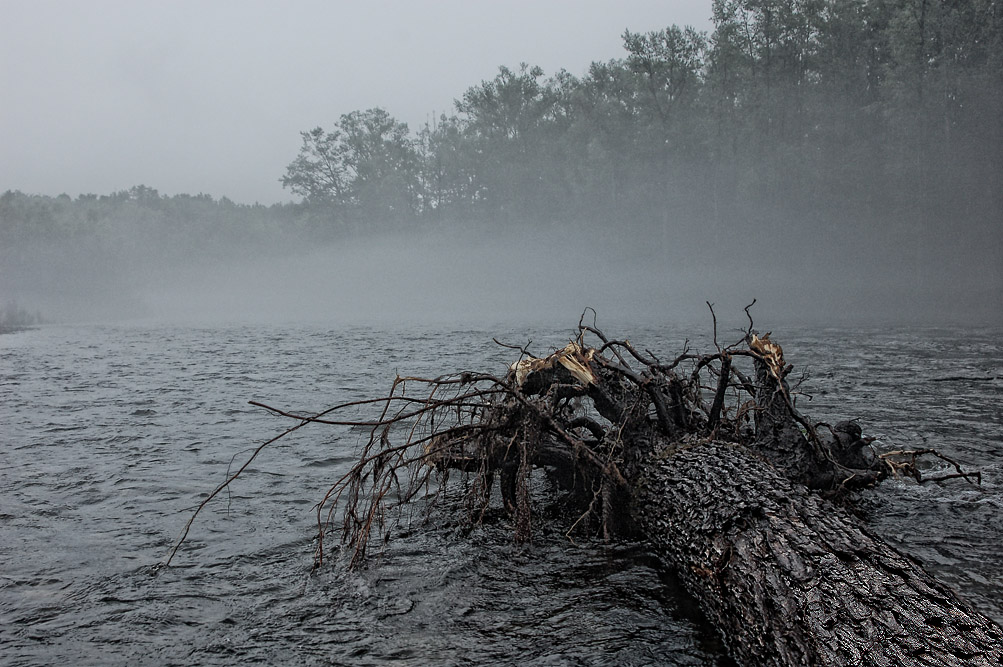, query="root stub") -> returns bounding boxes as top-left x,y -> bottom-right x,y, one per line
169,310 -> 1001,665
